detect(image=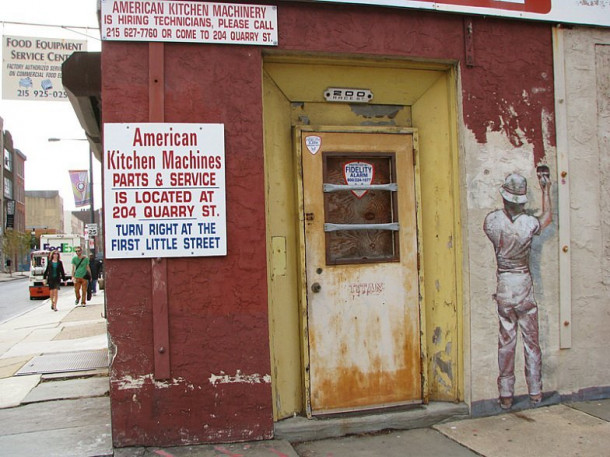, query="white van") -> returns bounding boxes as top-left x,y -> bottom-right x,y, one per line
29,250 -> 50,299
